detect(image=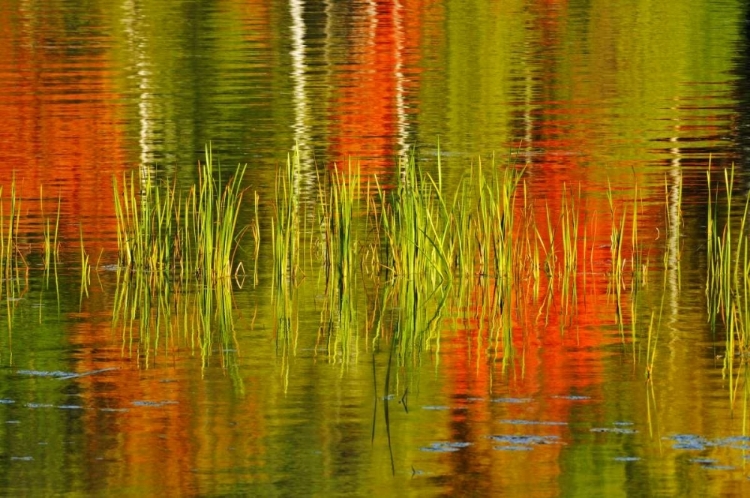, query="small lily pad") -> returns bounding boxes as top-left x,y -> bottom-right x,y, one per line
591,427 -> 638,435
420,441 -> 472,453
489,434 -> 560,446
666,434 -> 707,450
716,436 -> 750,449
499,419 -> 567,426
492,398 -> 532,404
132,400 -> 178,407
